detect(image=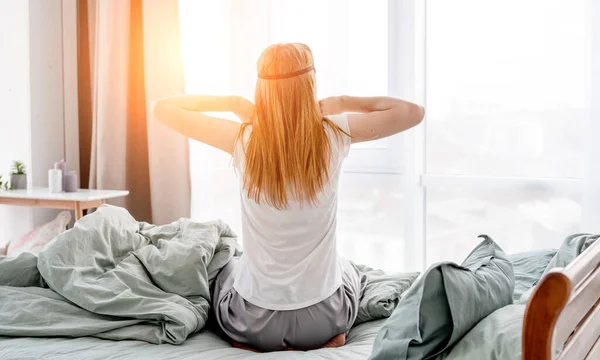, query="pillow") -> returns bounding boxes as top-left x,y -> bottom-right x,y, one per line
517,234 -> 600,305
370,235 -> 514,360
508,249 -> 556,302
6,211 -> 71,256
439,305 -> 524,360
